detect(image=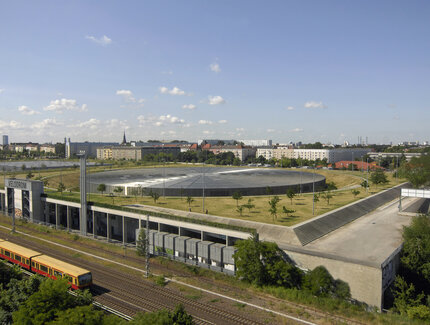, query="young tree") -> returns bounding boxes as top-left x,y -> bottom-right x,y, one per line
326,181 -> 338,191
236,205 -> 244,217
43,179 -> 49,187
360,180 -> 369,190
268,196 -> 281,221
186,196 -> 194,209
232,191 -> 243,207
282,206 -> 295,218
150,191 -> 160,204
242,198 -> 255,213
320,191 -> 334,205
286,189 -> 296,205
370,169 -> 389,187
351,189 -> 360,198
26,170 -> 34,179
113,186 -> 123,196
57,182 -> 66,194
136,228 -> 147,256
97,183 -> 106,196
